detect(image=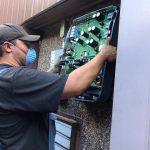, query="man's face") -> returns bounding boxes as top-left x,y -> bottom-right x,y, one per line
11,39 -> 30,66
